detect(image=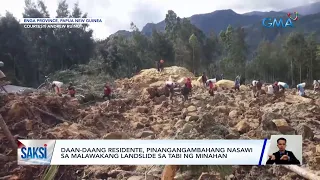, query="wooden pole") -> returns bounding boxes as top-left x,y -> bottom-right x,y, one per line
282,165 -> 320,180
161,165 -> 178,180
34,107 -> 71,124
0,114 -> 17,149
